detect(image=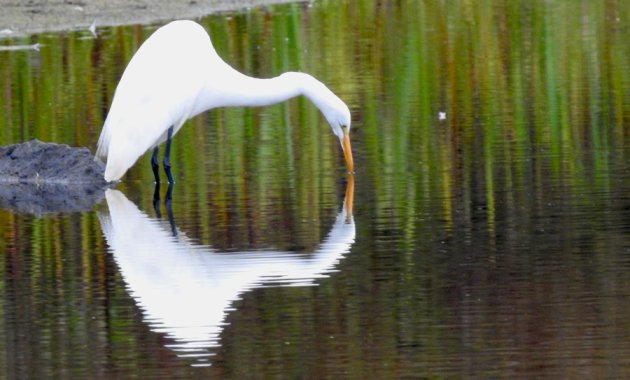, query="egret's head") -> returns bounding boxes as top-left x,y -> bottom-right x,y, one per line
282,71 -> 354,173
325,100 -> 354,174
